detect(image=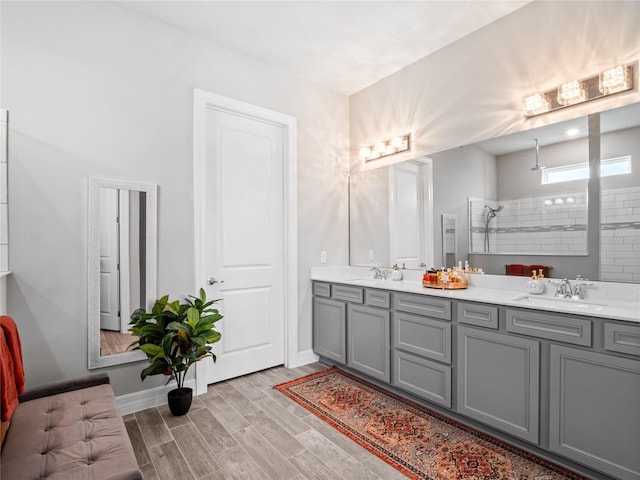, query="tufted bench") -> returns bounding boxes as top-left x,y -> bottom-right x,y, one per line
1,373 -> 142,480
